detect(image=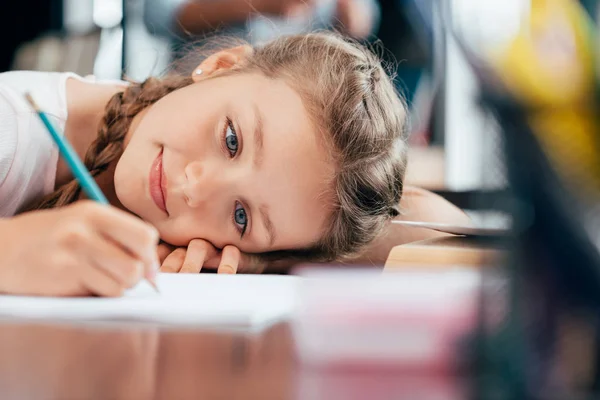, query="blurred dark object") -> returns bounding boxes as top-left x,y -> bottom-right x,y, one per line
377,0 -> 431,66
376,0 -> 432,106
452,0 -> 600,398
0,0 -> 63,72
432,189 -> 512,212
580,0 -> 598,16
377,0 -> 451,158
